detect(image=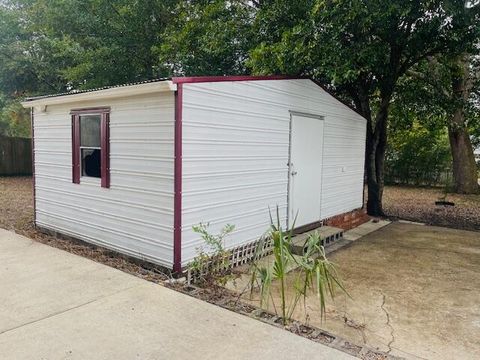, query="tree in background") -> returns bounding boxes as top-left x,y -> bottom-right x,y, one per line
385,119 -> 452,187
400,54 -> 480,193
0,95 -> 30,137
248,0 -> 480,214
0,0 -> 478,205
157,0 -> 254,76
13,0 -> 179,89
0,0 -> 180,136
